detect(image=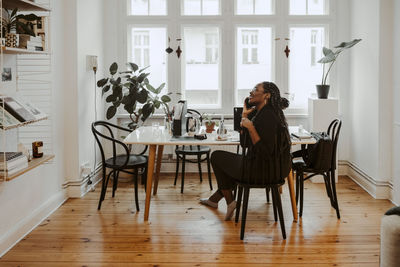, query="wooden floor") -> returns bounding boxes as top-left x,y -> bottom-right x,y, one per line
0,174 -> 393,266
